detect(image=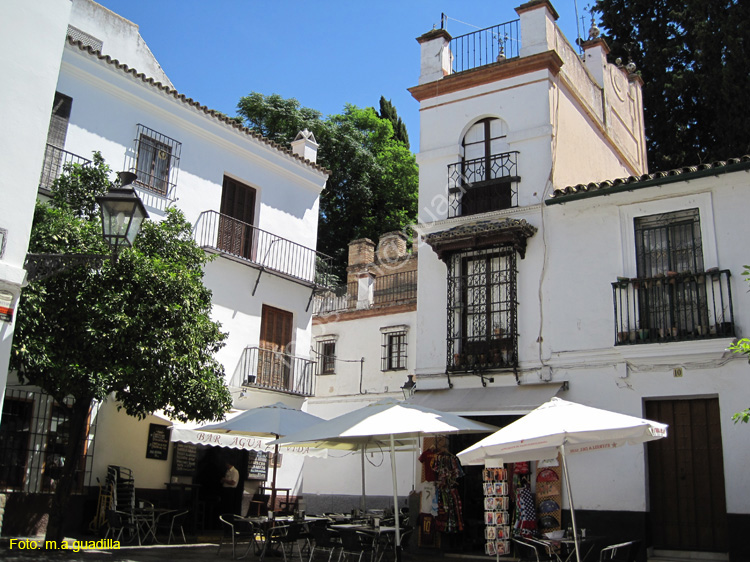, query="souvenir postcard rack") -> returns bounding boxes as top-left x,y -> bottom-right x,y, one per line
482,467 -> 510,556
